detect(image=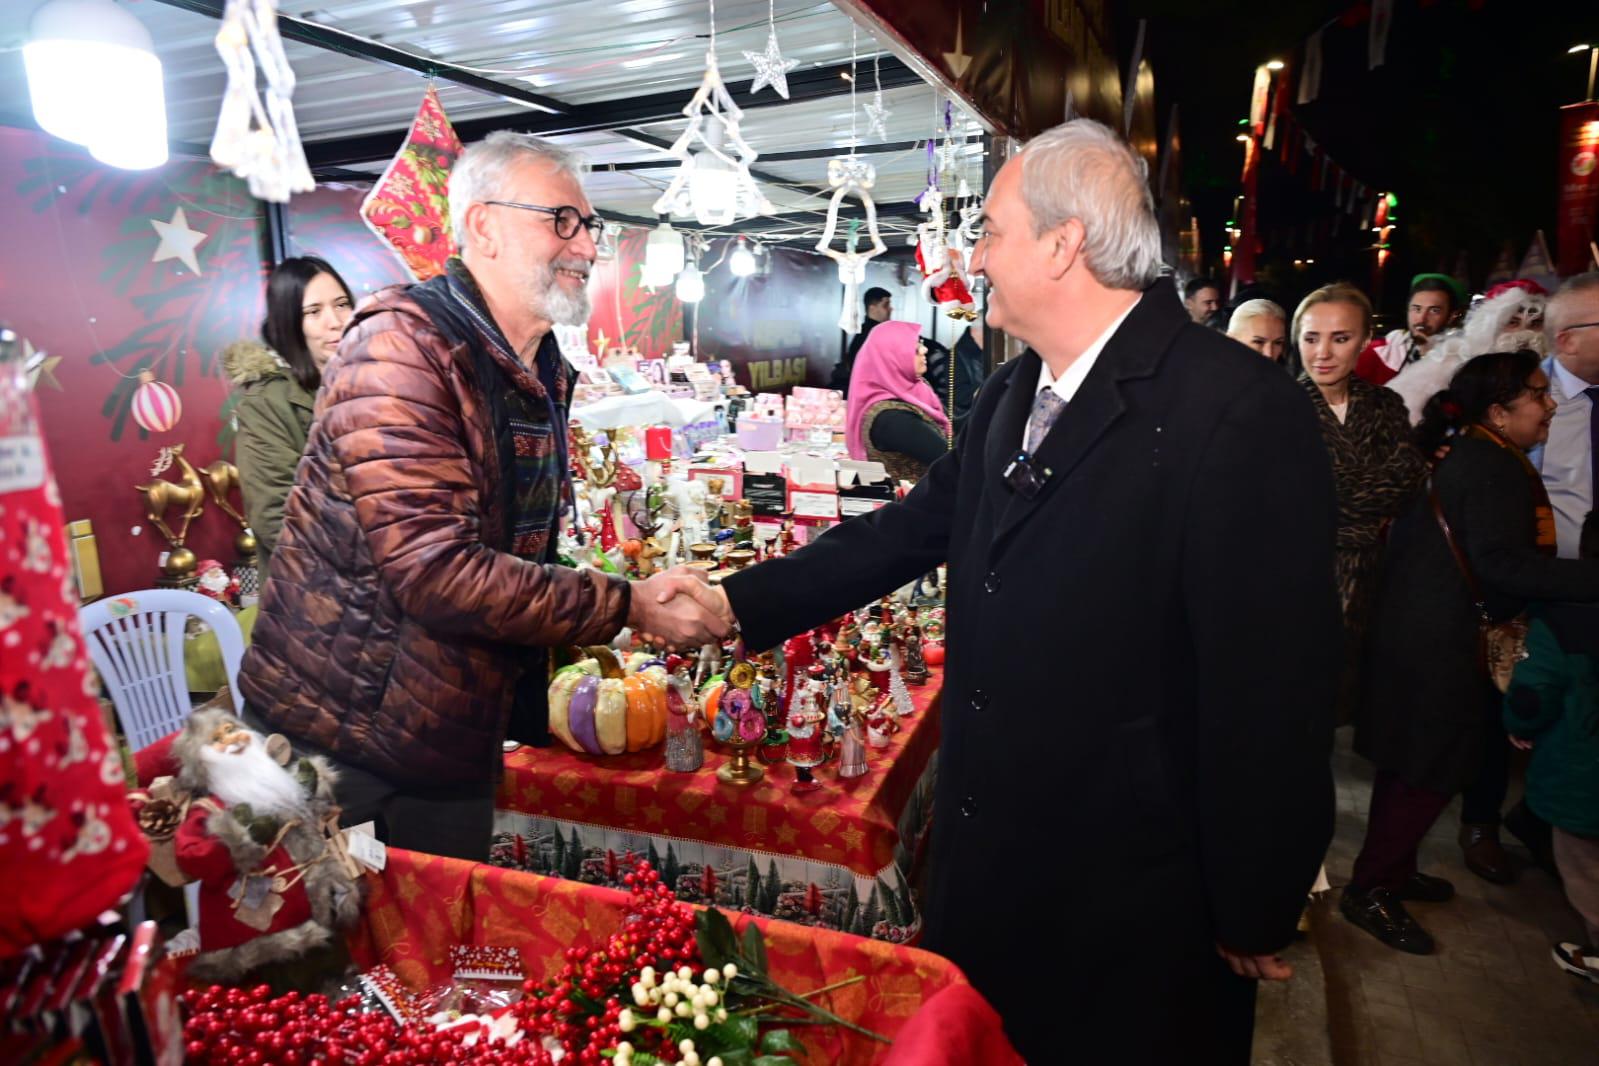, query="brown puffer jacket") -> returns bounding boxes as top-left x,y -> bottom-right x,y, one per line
238,285 -> 629,787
